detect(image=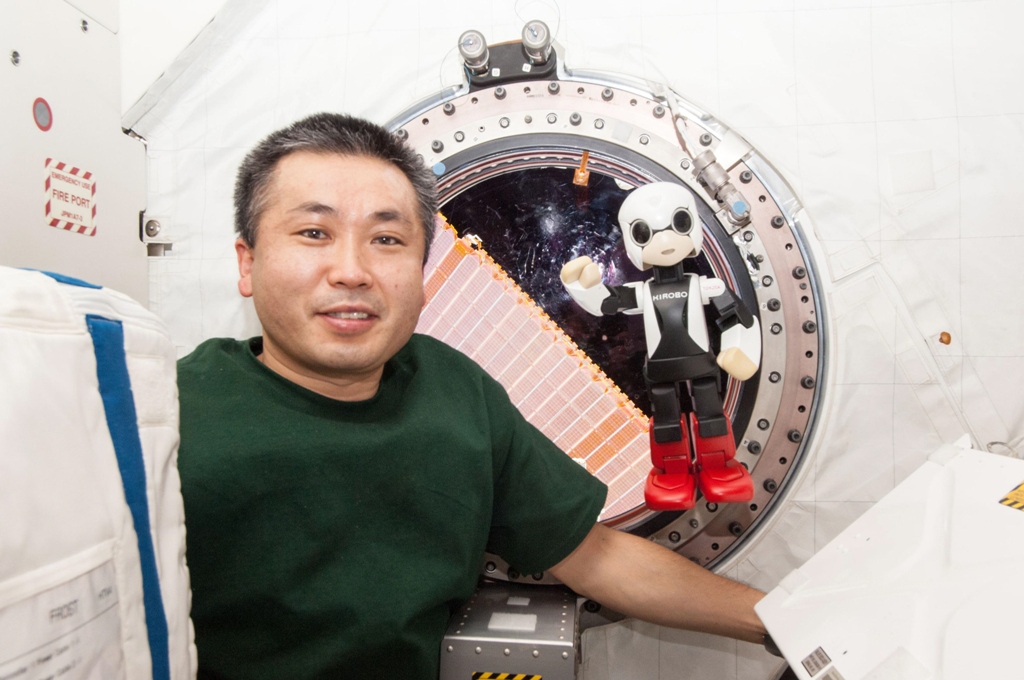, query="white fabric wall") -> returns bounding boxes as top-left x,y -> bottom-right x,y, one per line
126,1 -> 1024,677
